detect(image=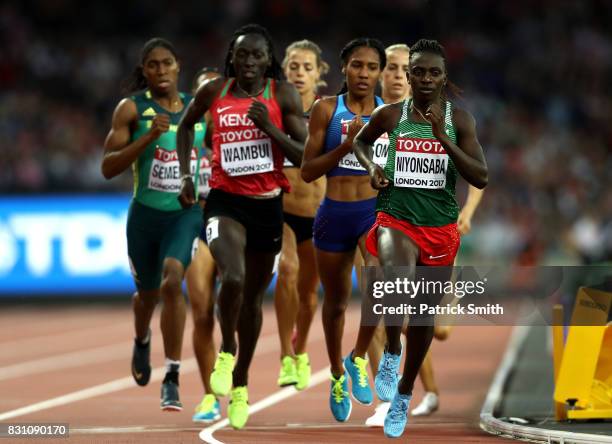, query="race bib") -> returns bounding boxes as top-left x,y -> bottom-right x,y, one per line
373,133 -> 389,167
393,137 -> 448,189
148,147 -> 198,193
220,138 -> 274,176
197,157 -> 212,198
